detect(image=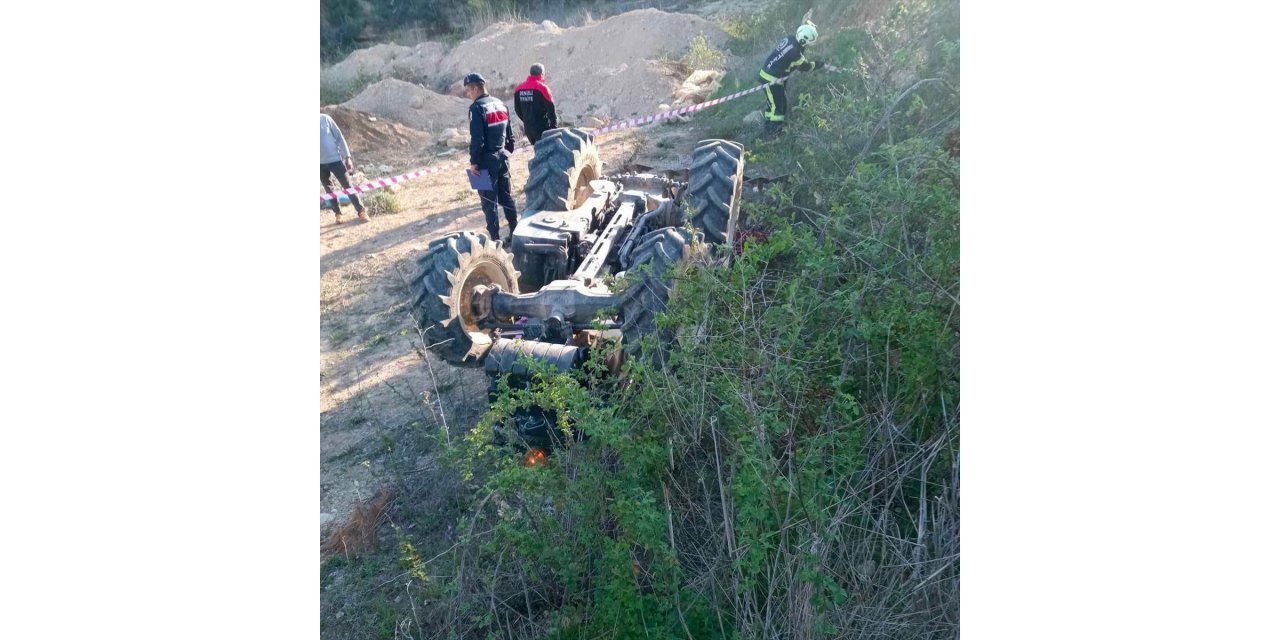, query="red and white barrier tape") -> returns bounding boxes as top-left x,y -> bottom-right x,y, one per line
585,79 -> 783,136
319,161 -> 469,202
320,74 -> 788,204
